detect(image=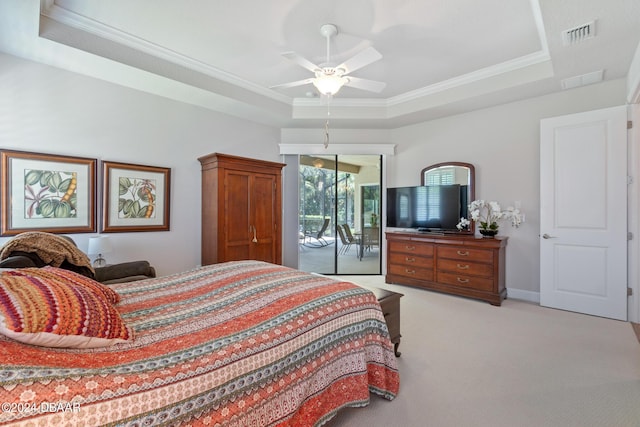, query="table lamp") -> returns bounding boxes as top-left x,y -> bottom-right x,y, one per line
88,236 -> 112,267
